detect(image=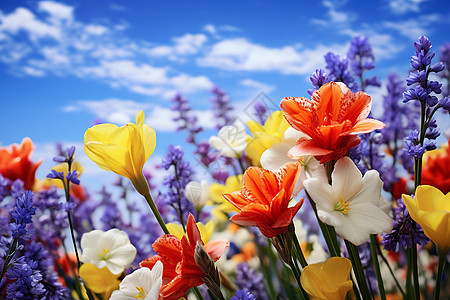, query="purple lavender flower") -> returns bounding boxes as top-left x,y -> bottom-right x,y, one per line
231,289 -> 257,300
171,94 -> 203,144
324,52 -> 358,91
236,262 -> 268,300
5,258 -> 45,299
195,141 -> 218,168
66,171 -> 80,185
307,68 -> 330,95
46,170 -> 64,181
439,43 -> 450,97
253,101 -> 269,124
161,145 -> 195,225
382,198 -> 429,252
347,35 -> 381,90
0,174 -> 11,200
23,242 -> 70,299
404,36 -> 443,107
9,191 -> 36,241
210,86 -> 234,130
